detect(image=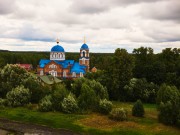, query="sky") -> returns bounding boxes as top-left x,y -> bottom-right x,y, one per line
0,0 -> 180,53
